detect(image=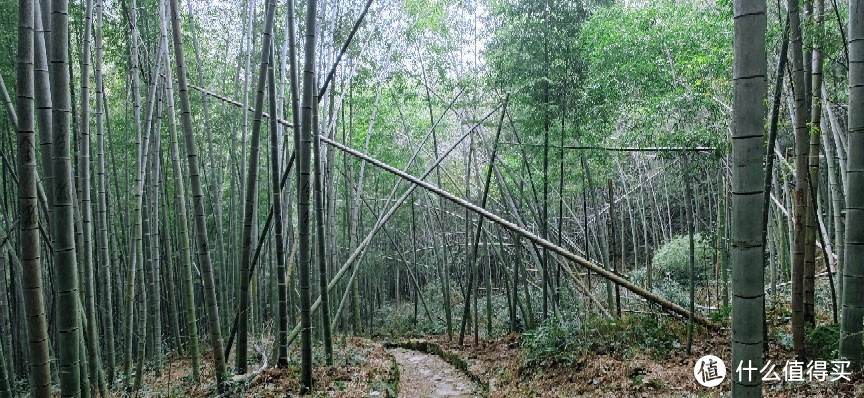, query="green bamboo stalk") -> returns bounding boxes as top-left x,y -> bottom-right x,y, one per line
17,0 -> 53,394
49,0 -> 82,392
236,0 -> 278,374
731,0 -> 767,395
168,0 -> 227,387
